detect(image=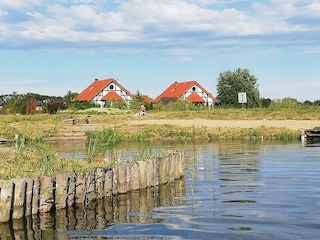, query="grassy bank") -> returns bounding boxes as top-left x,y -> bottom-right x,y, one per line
1,107 -> 318,179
